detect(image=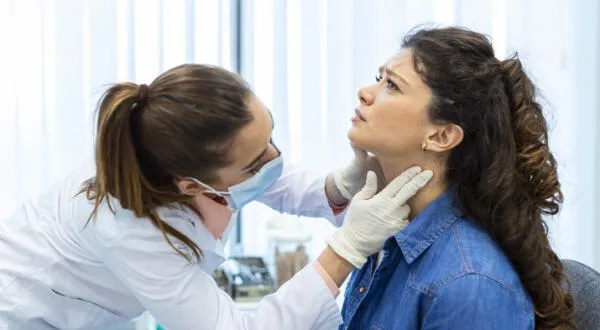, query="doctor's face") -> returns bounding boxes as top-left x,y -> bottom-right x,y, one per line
210,95 -> 280,190
348,49 -> 433,159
